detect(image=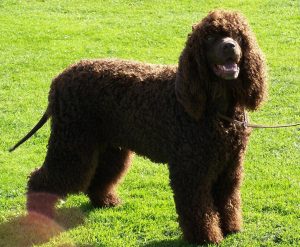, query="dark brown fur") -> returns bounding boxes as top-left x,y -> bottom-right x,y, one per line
13,10 -> 267,244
